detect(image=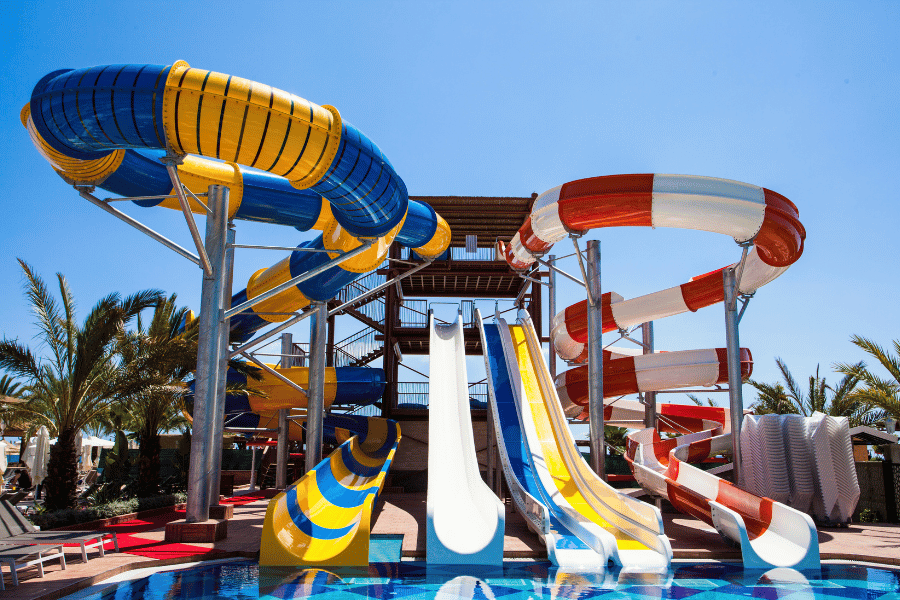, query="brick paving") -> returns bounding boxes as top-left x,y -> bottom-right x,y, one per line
1,488 -> 897,600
